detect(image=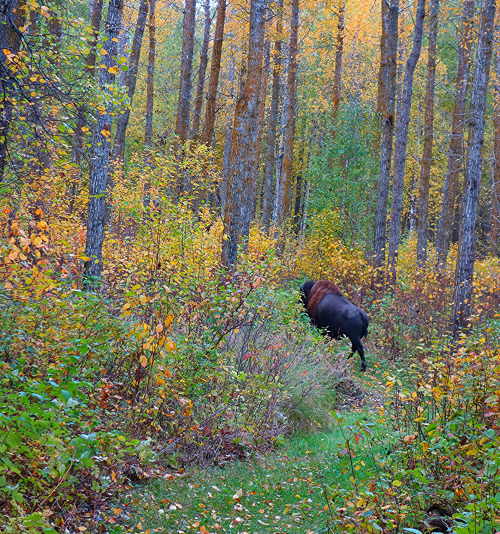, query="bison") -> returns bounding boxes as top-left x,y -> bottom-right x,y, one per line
300,280 -> 369,371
